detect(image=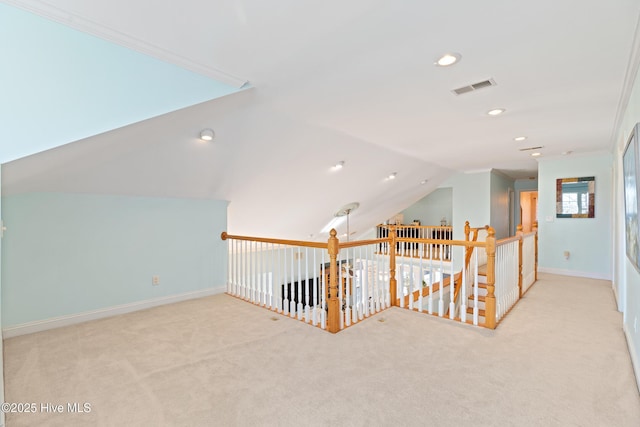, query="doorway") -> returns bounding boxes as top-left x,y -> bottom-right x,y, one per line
520,191 -> 538,232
